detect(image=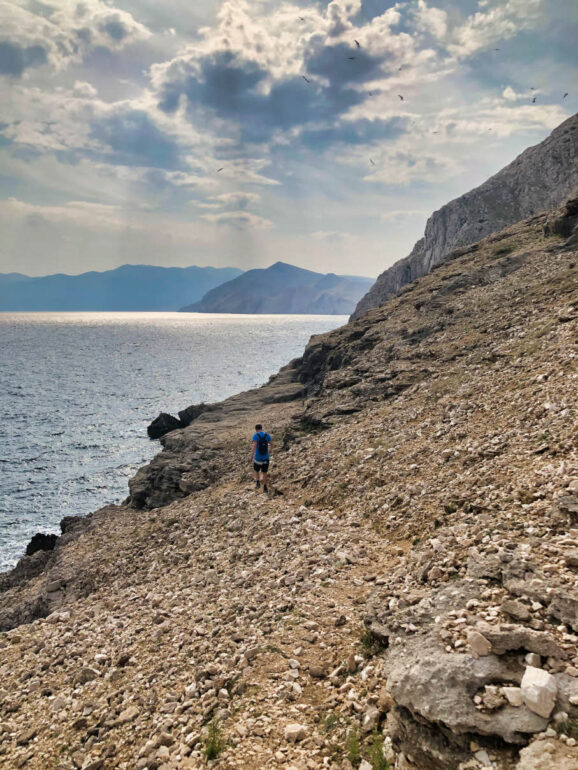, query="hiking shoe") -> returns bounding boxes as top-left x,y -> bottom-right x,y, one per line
263,484 -> 268,493
255,480 -> 260,489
